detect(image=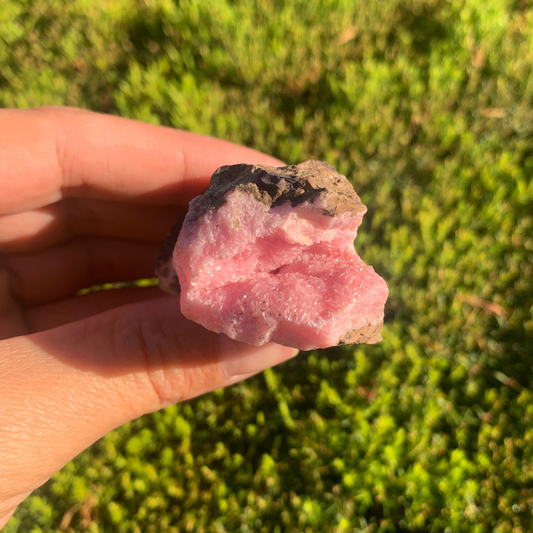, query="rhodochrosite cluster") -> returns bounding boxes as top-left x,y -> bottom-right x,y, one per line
157,161 -> 388,350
